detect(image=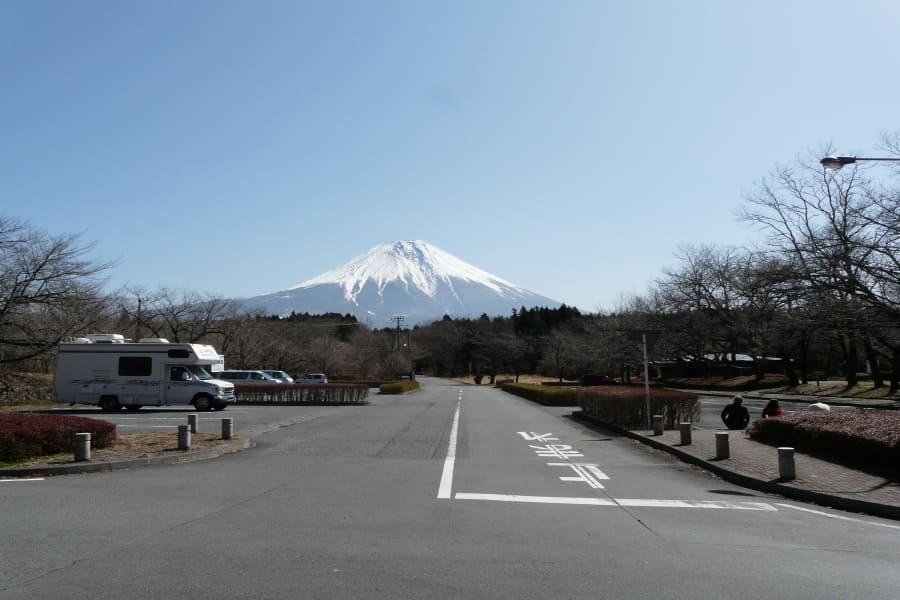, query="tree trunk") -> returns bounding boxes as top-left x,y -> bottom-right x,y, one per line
890,348 -> 900,395
862,336 -> 884,388
838,332 -> 859,387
